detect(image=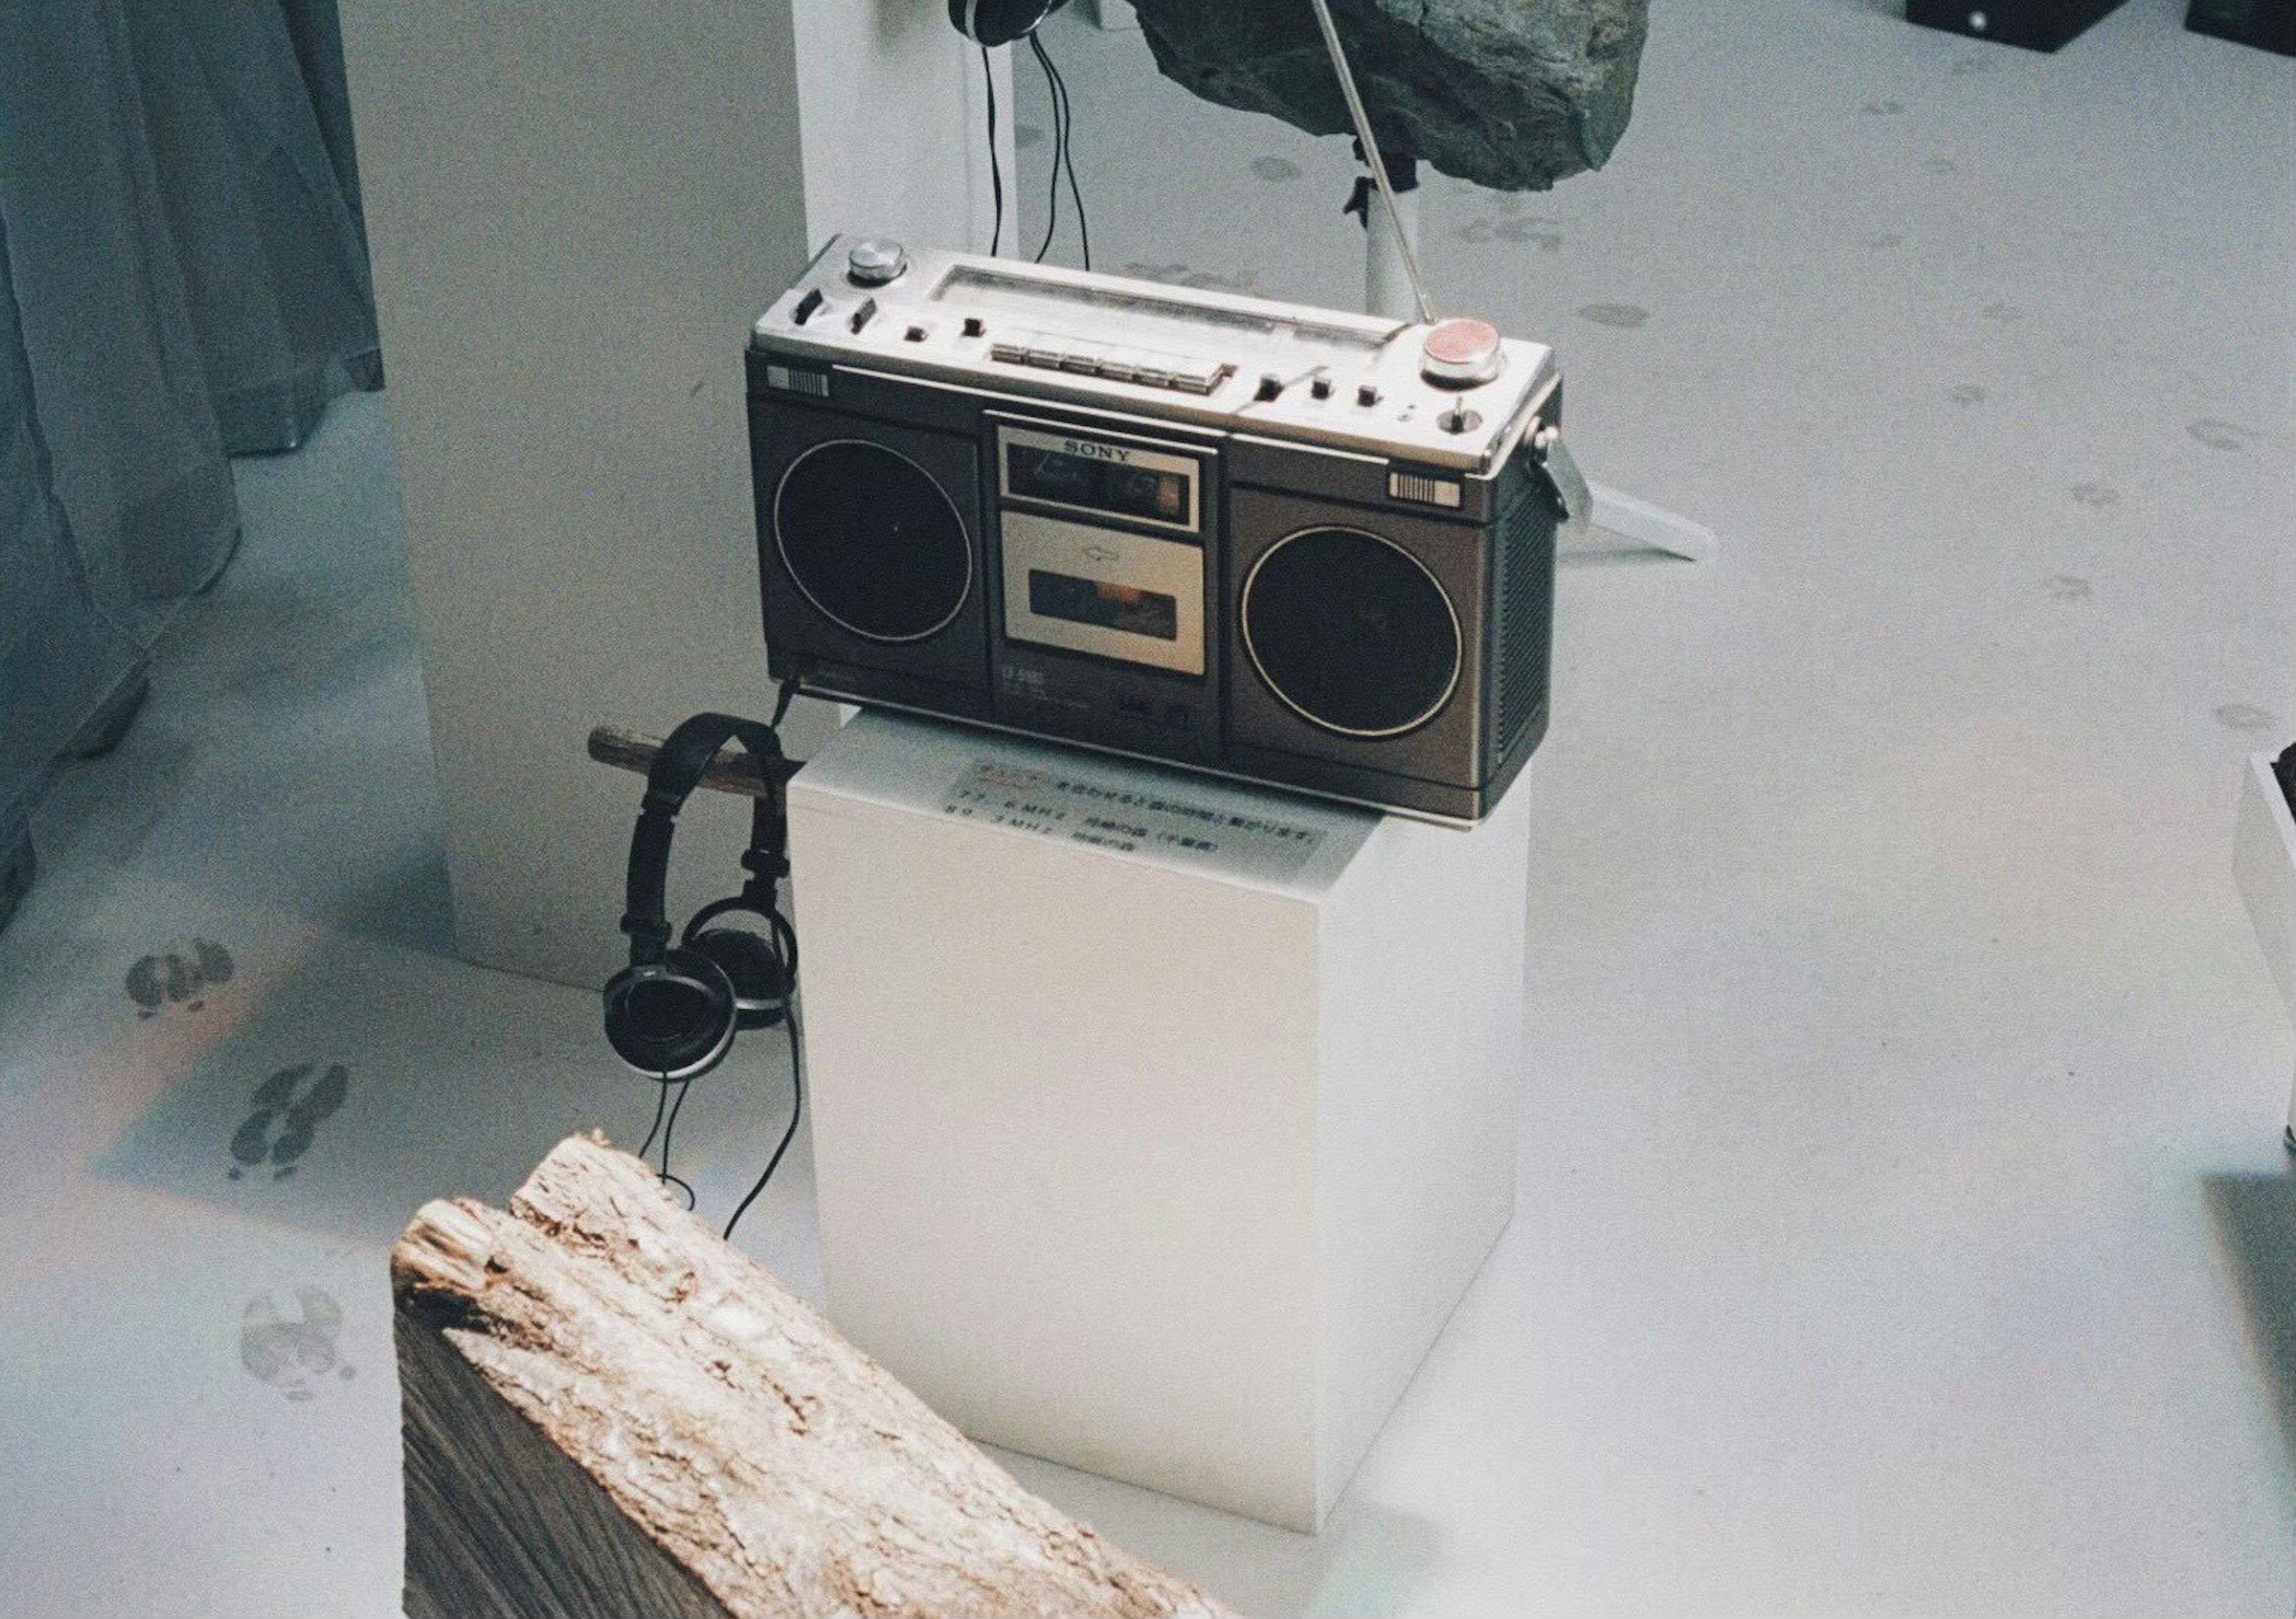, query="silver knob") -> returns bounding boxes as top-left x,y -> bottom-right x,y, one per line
846,238 -> 908,288
1419,316 -> 1504,387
